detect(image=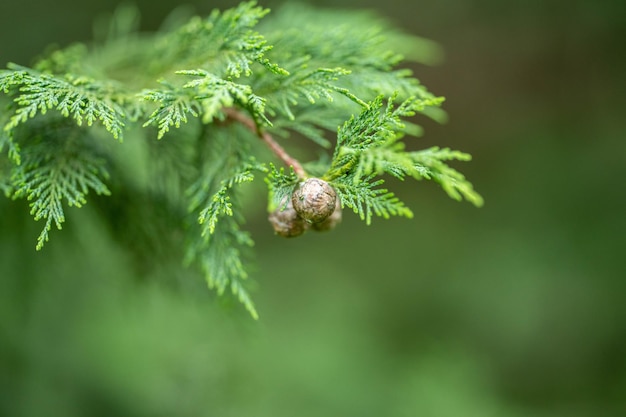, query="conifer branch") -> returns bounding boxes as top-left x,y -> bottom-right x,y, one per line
11,132 -> 111,250
223,107 -> 307,178
0,66 -> 127,143
0,1 -> 483,318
